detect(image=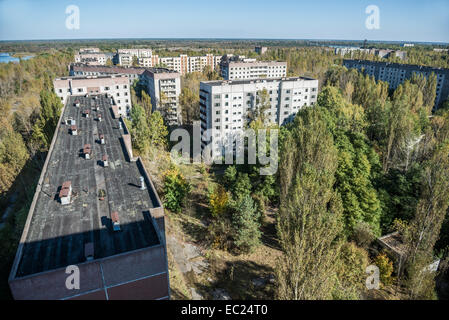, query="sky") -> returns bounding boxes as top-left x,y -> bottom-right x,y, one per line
0,0 -> 448,43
